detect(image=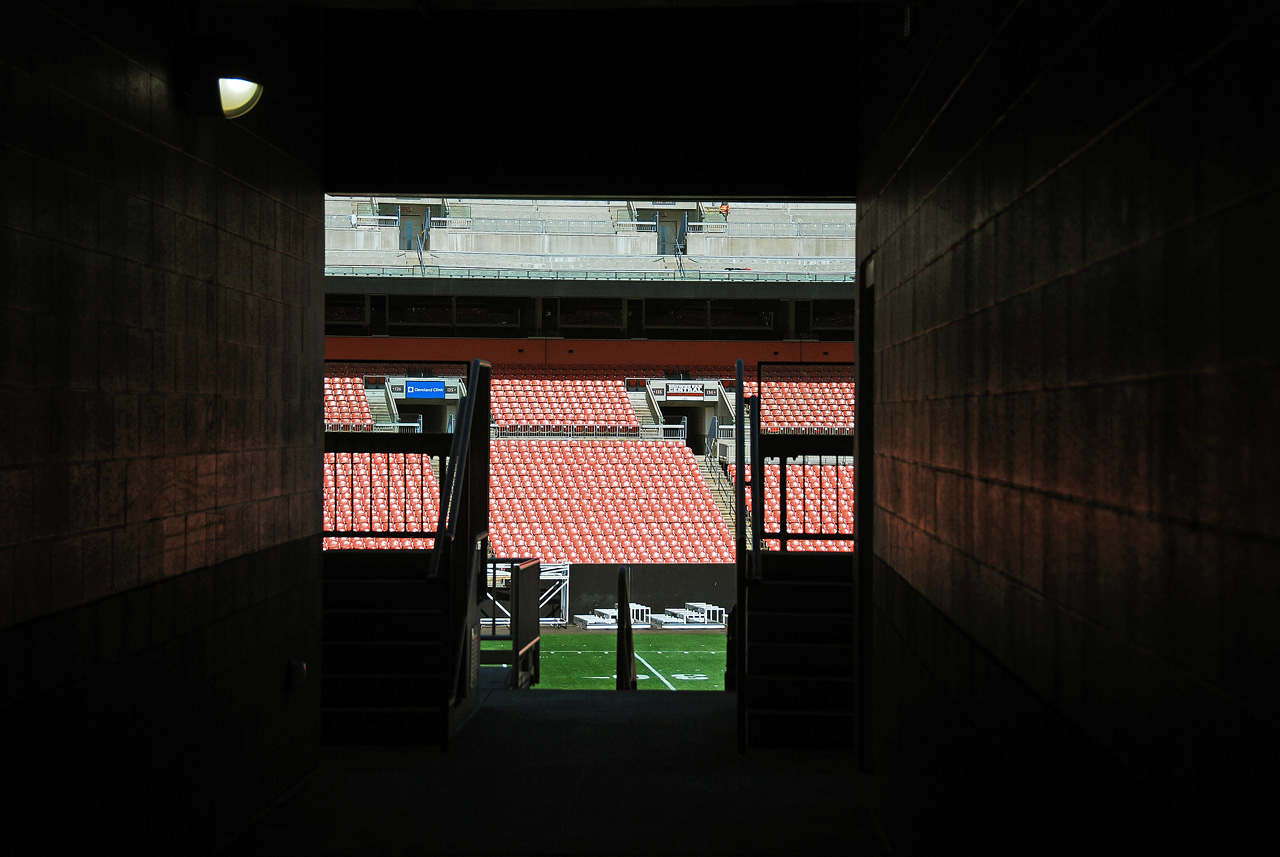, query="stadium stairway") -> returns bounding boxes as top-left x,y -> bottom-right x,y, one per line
363,386 -> 393,427
740,550 -> 855,749
627,387 -> 659,427
321,550 -> 450,743
698,456 -> 736,535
